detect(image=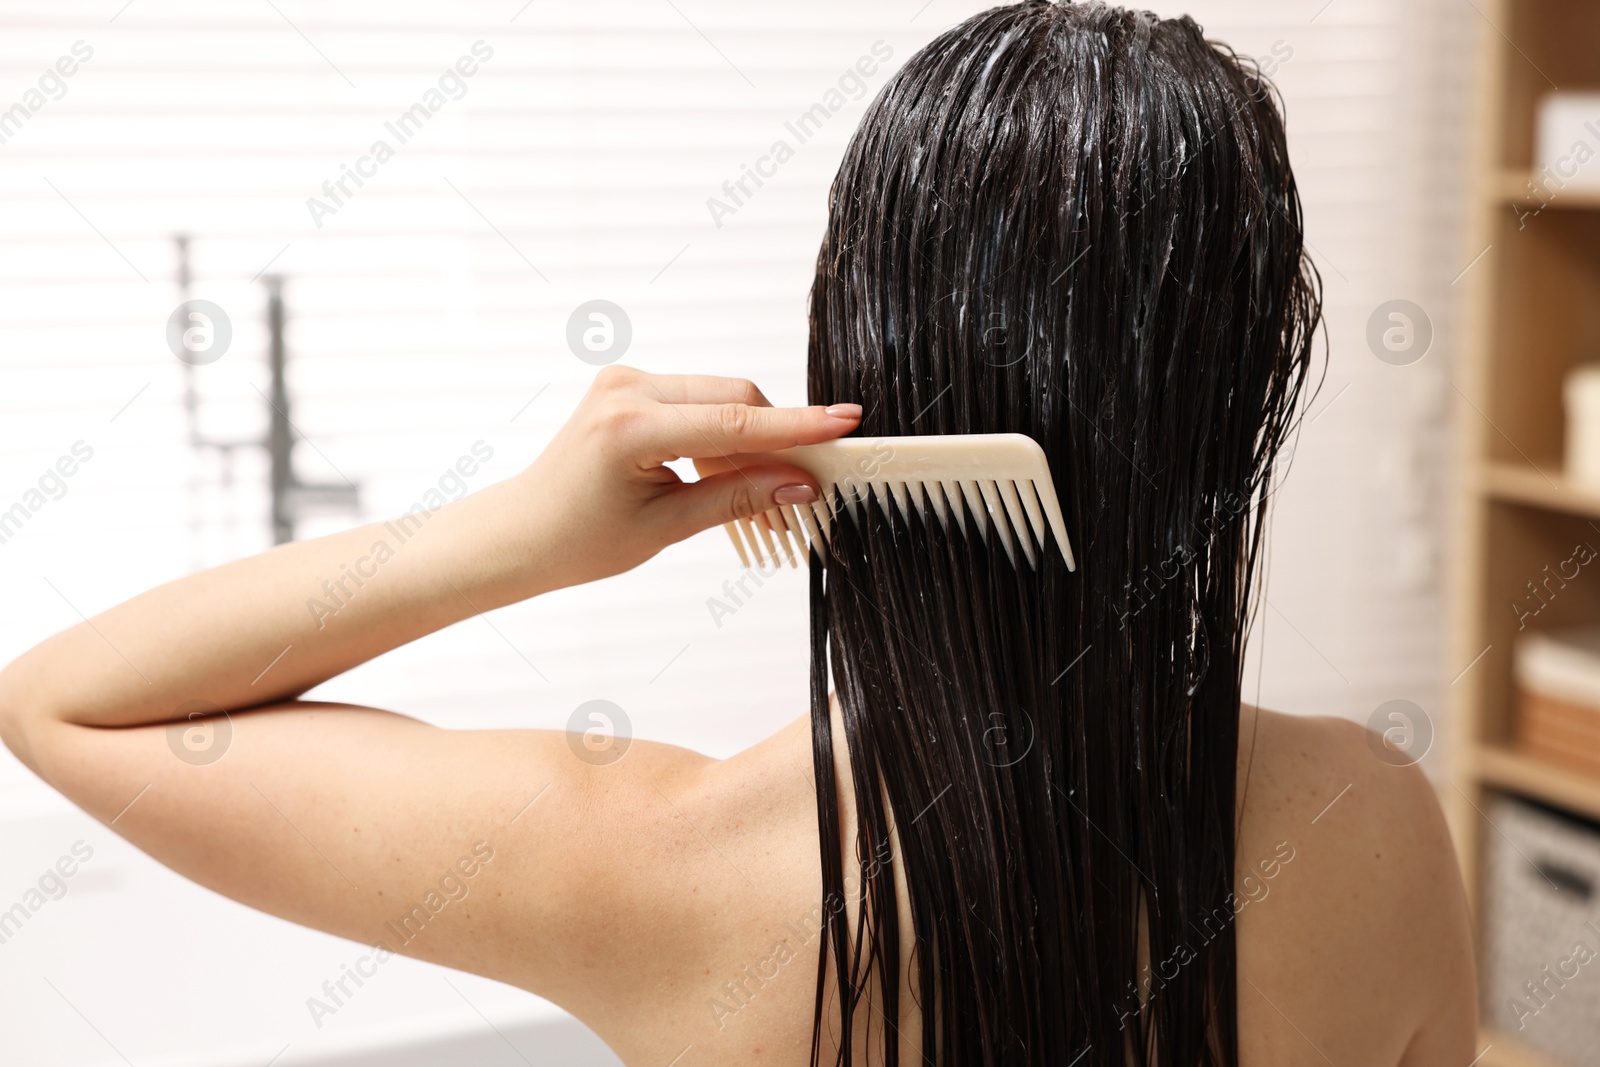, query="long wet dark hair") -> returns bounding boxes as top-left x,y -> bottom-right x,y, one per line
804,3 -> 1321,1064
